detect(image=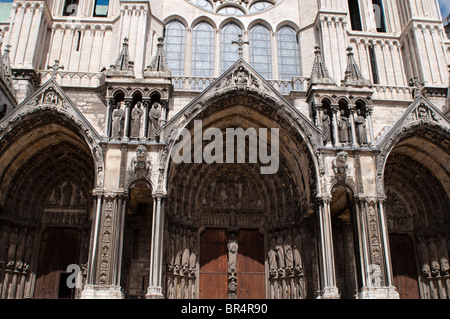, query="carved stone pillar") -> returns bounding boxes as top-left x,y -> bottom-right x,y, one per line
355,197 -> 400,299
330,104 -> 339,146
365,106 -> 375,145
159,99 -> 169,143
227,227 -> 239,299
142,98 -> 150,140
146,192 -> 166,299
317,196 -> 339,298
105,97 -> 113,138
123,99 -> 132,141
348,104 -> 358,147
81,192 -> 127,299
